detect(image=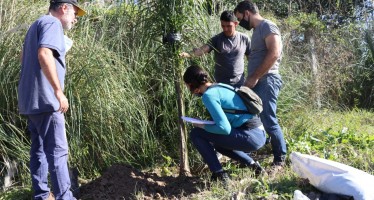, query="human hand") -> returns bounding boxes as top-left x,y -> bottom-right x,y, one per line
179,52 -> 191,58
244,77 -> 258,88
55,90 -> 69,113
